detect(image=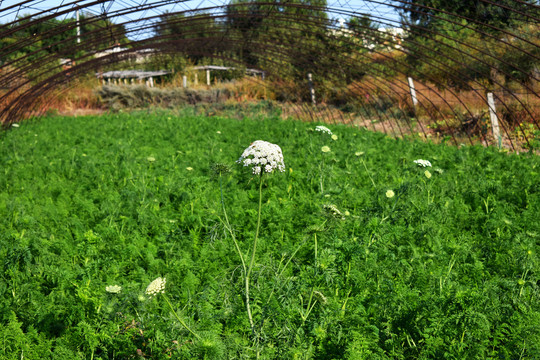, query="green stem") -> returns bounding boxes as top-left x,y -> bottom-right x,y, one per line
245,173 -> 264,333
248,173 -> 264,276
219,174 -> 247,273
361,158 -> 376,188
162,294 -> 201,340
217,173 -> 253,332
314,232 -> 318,268
220,173 -> 225,209
319,157 -> 325,194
